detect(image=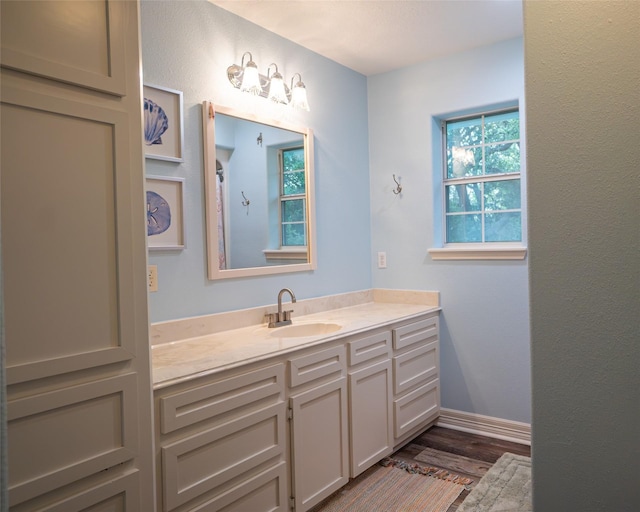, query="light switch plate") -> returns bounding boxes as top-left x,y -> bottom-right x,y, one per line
148,265 -> 158,292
